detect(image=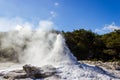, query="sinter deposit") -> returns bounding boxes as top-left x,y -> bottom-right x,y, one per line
0,21 -> 120,80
